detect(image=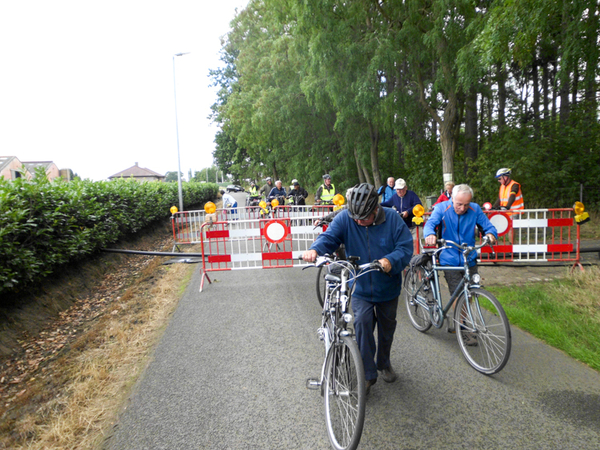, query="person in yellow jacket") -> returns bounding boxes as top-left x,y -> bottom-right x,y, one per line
493,168 -> 524,212
315,174 -> 336,204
